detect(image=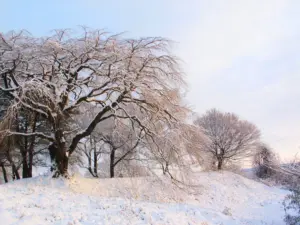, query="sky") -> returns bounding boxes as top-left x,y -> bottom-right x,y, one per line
1,0 -> 299,158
